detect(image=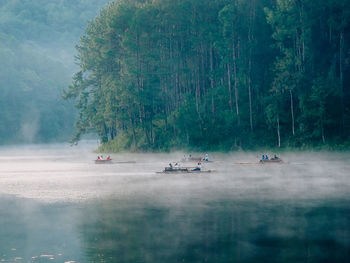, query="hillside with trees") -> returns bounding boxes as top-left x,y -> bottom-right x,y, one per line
65,0 -> 350,151
0,0 -> 110,144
